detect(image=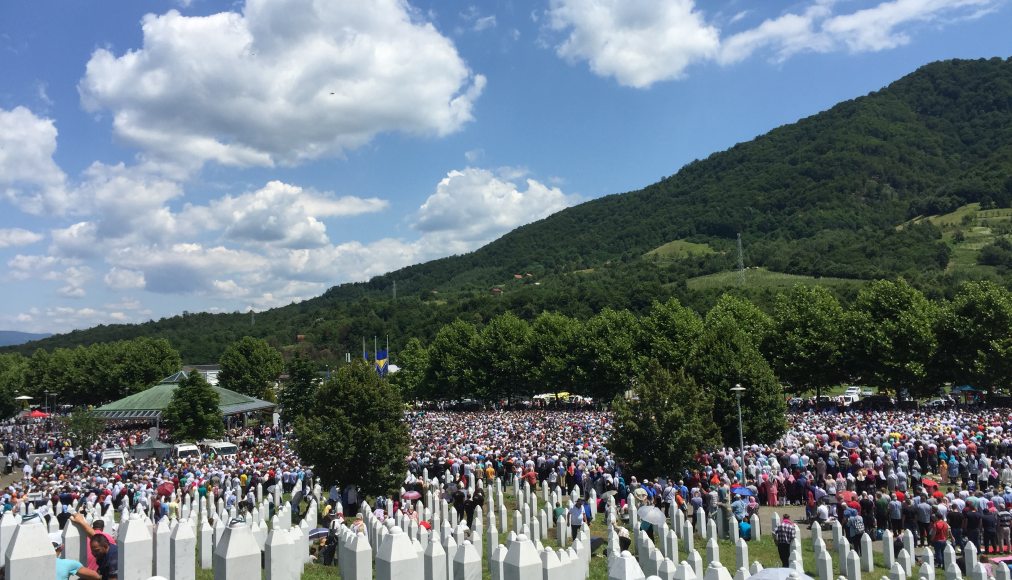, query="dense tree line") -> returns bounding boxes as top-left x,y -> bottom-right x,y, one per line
390,280 -> 1012,445
0,337 -> 180,410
